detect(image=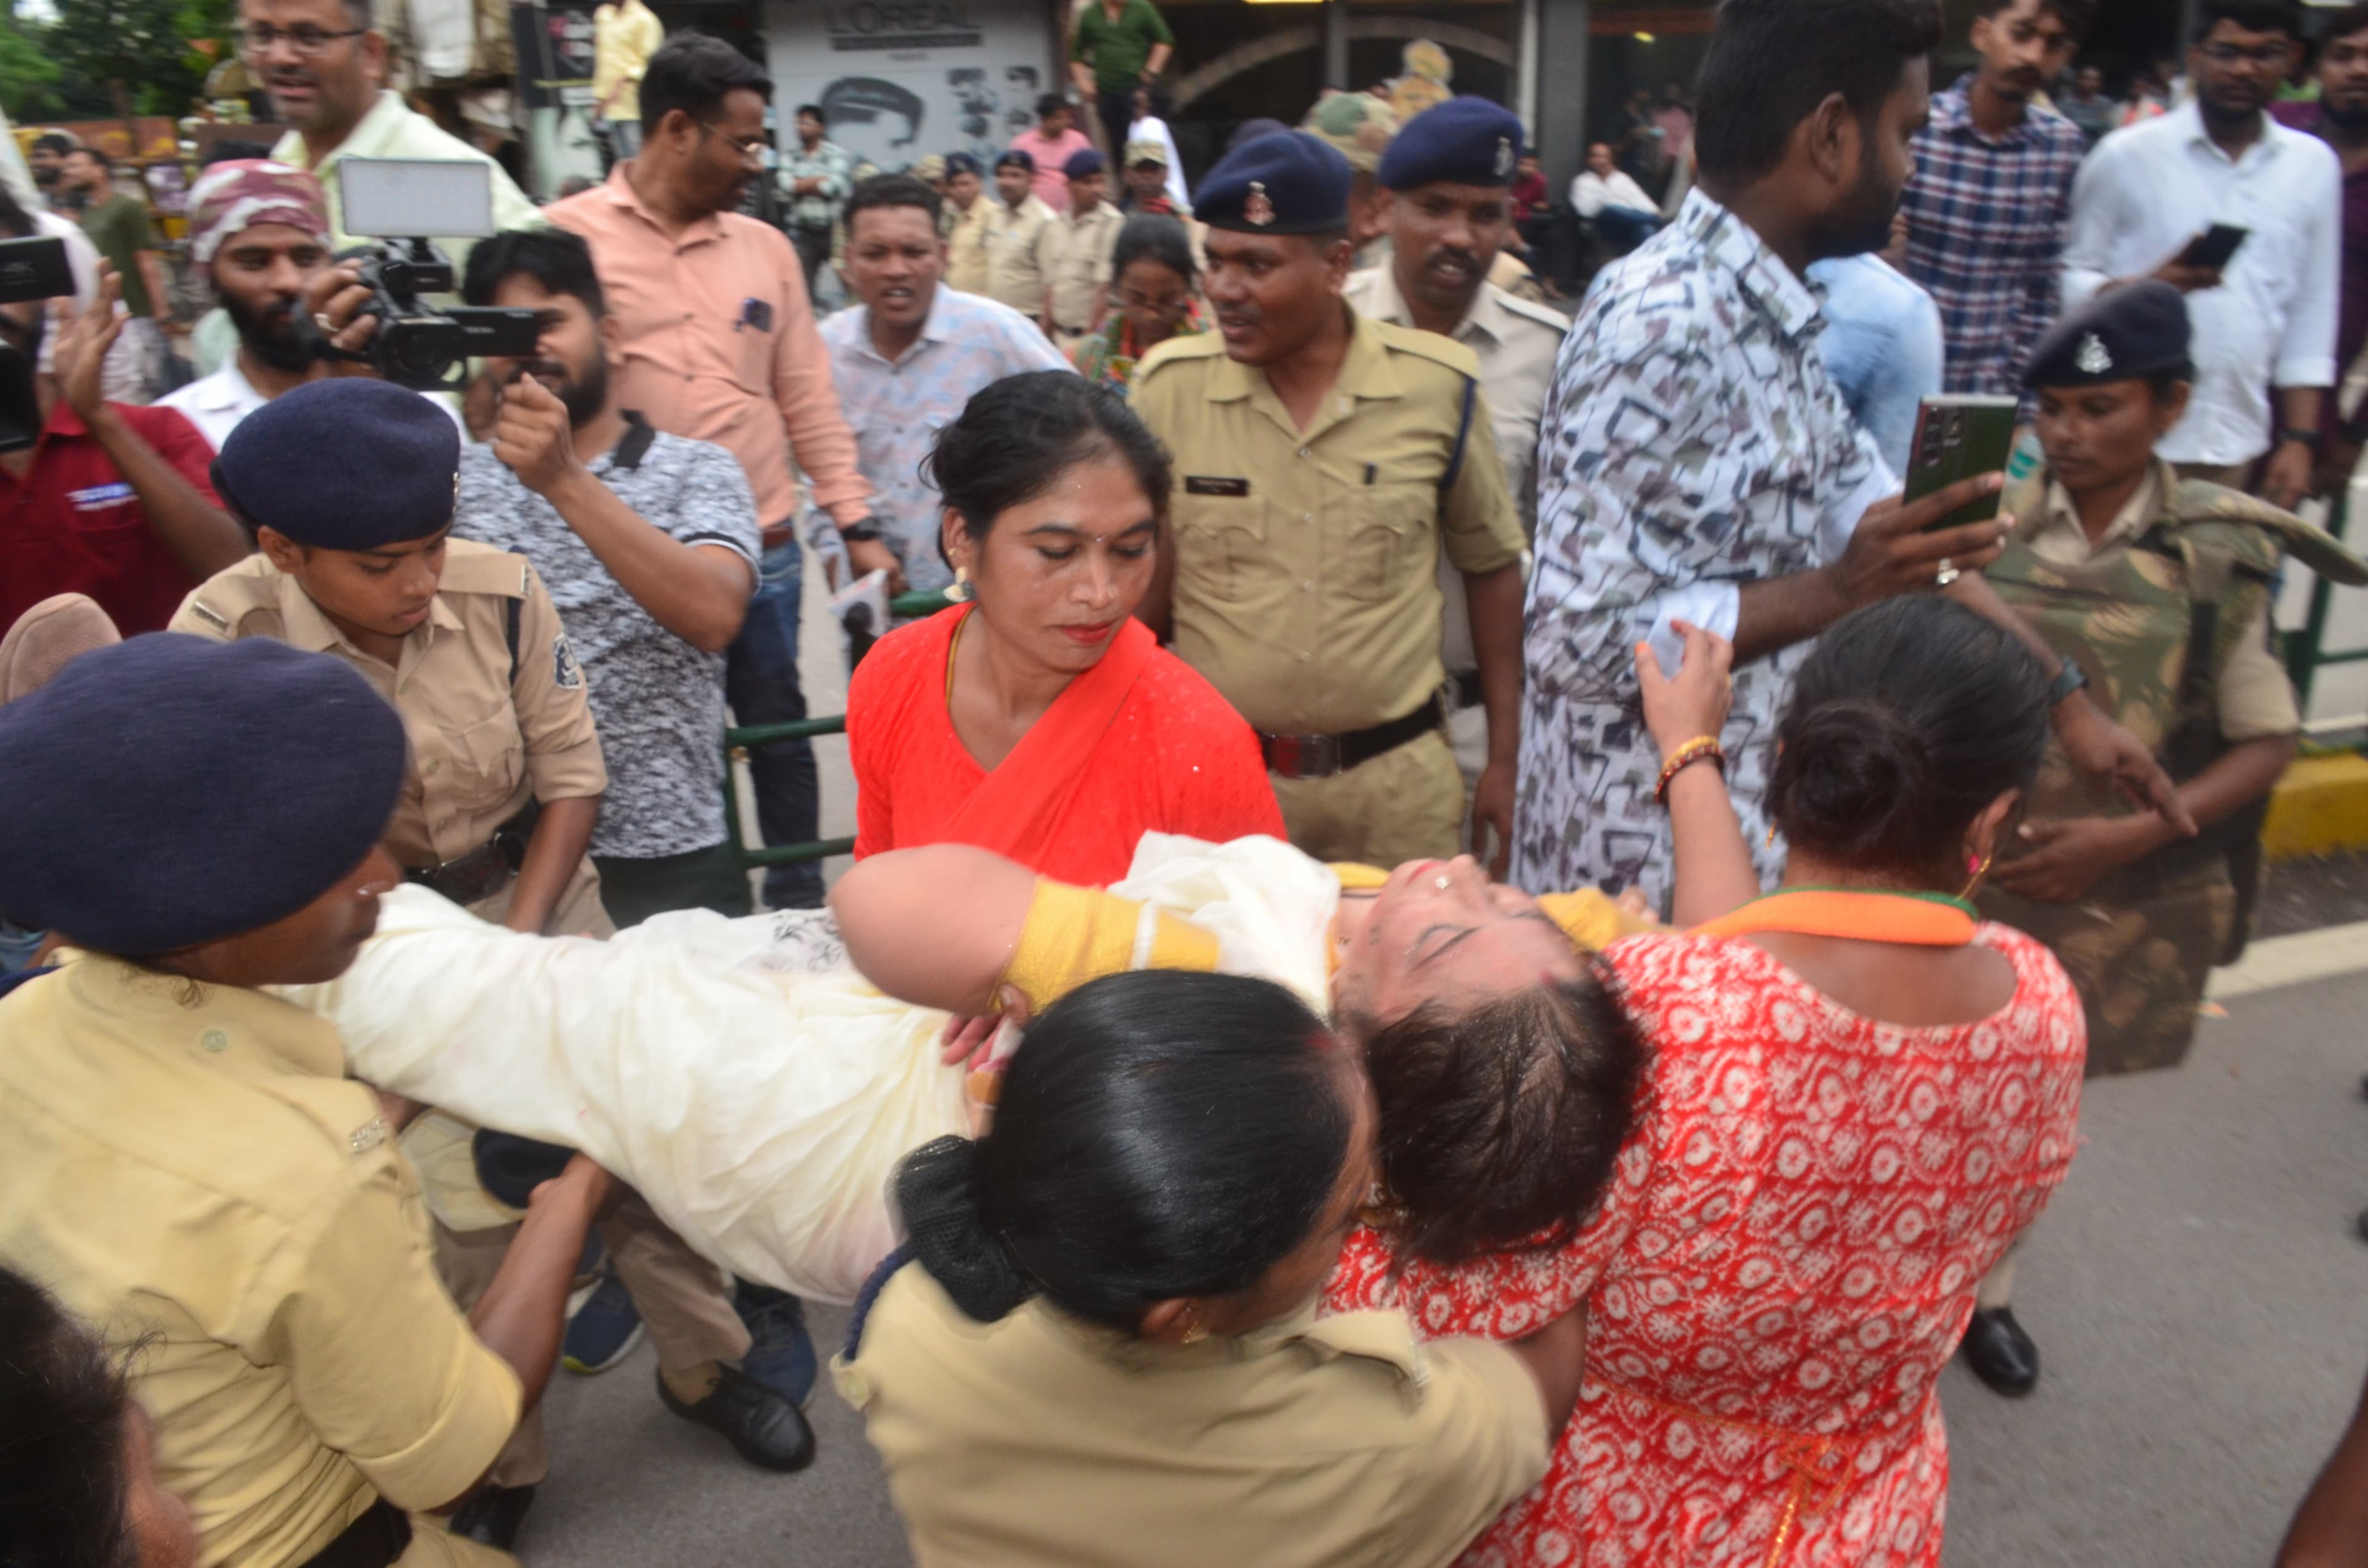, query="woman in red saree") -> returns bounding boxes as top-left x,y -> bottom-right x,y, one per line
849,372 -> 1280,888
1328,600 -> 2089,1568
